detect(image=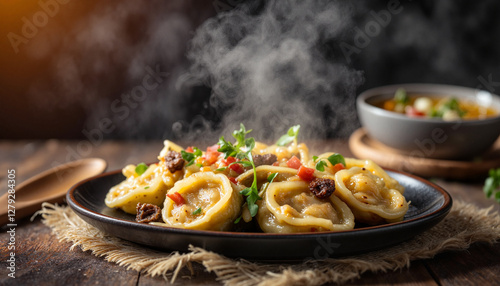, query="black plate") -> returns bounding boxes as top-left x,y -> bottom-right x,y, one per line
67,168 -> 452,260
